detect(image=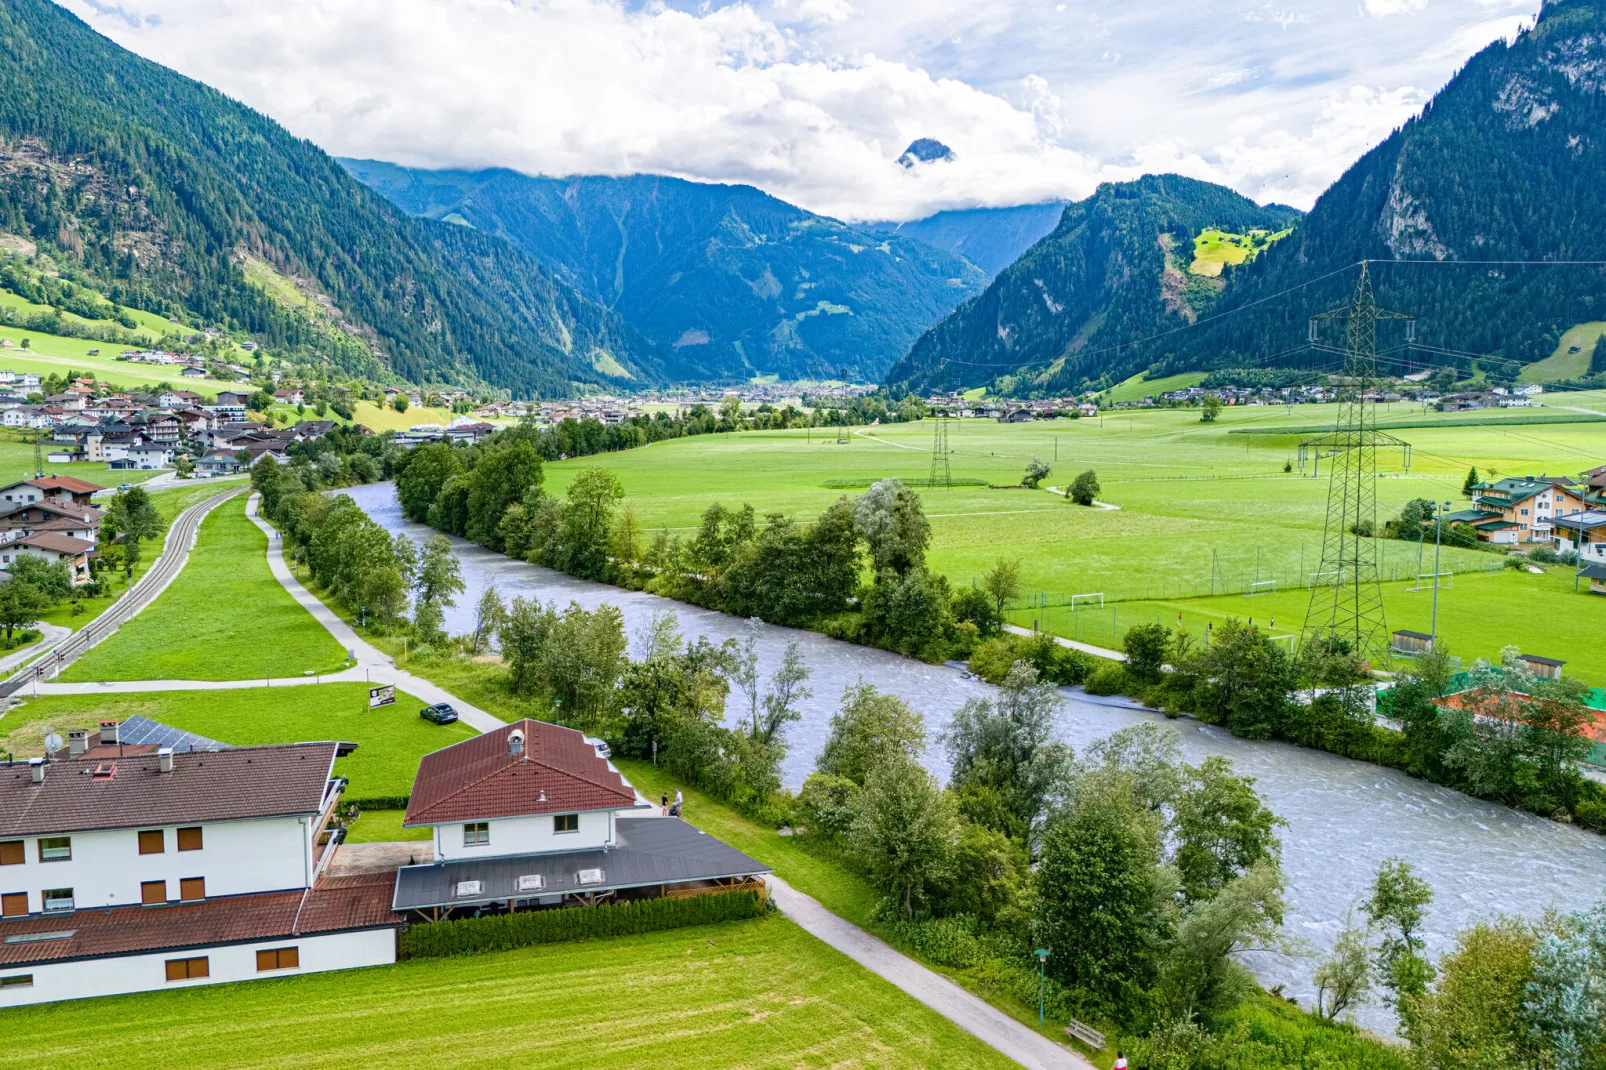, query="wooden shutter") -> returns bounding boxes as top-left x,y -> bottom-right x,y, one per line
188,956 -> 209,979
0,841 -> 22,866
255,946 -> 299,971
165,956 -> 209,981
140,880 -> 166,906
137,830 -> 164,855
179,877 -> 205,901
0,892 -> 25,917
278,946 -> 299,968
177,827 -> 203,851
